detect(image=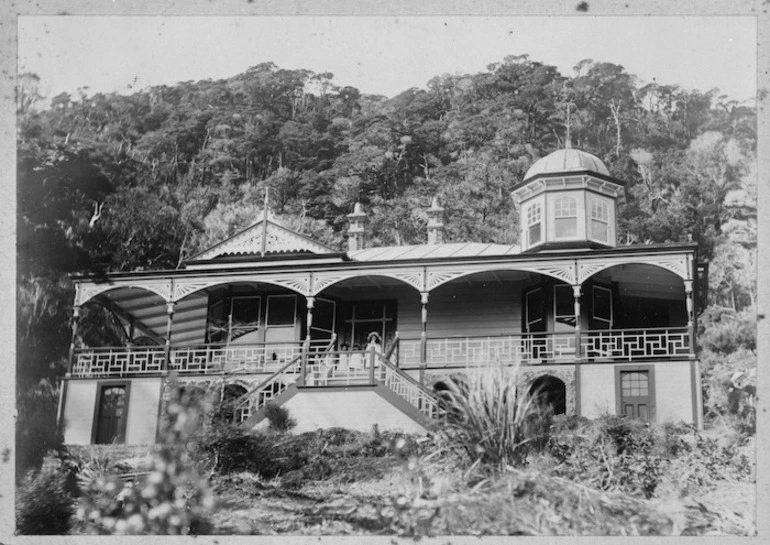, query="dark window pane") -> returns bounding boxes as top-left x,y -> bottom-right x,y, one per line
267,296 -> 296,326
593,287 -> 612,322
